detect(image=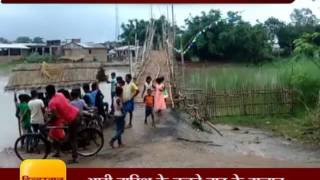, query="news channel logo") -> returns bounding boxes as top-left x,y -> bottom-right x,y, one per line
20,159 -> 66,180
